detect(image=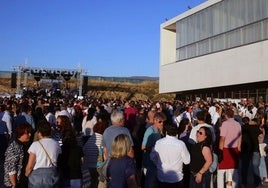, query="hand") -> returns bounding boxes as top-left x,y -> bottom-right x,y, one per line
216,149 -> 223,163
195,173 -> 202,183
